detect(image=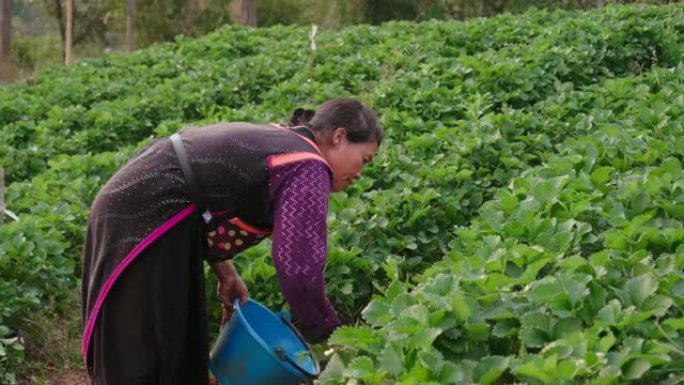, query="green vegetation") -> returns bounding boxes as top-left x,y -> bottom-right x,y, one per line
1,3 -> 683,383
